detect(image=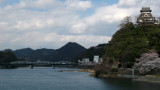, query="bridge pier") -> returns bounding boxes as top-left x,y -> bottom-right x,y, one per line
52,65 -> 55,69
30,65 -> 33,69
